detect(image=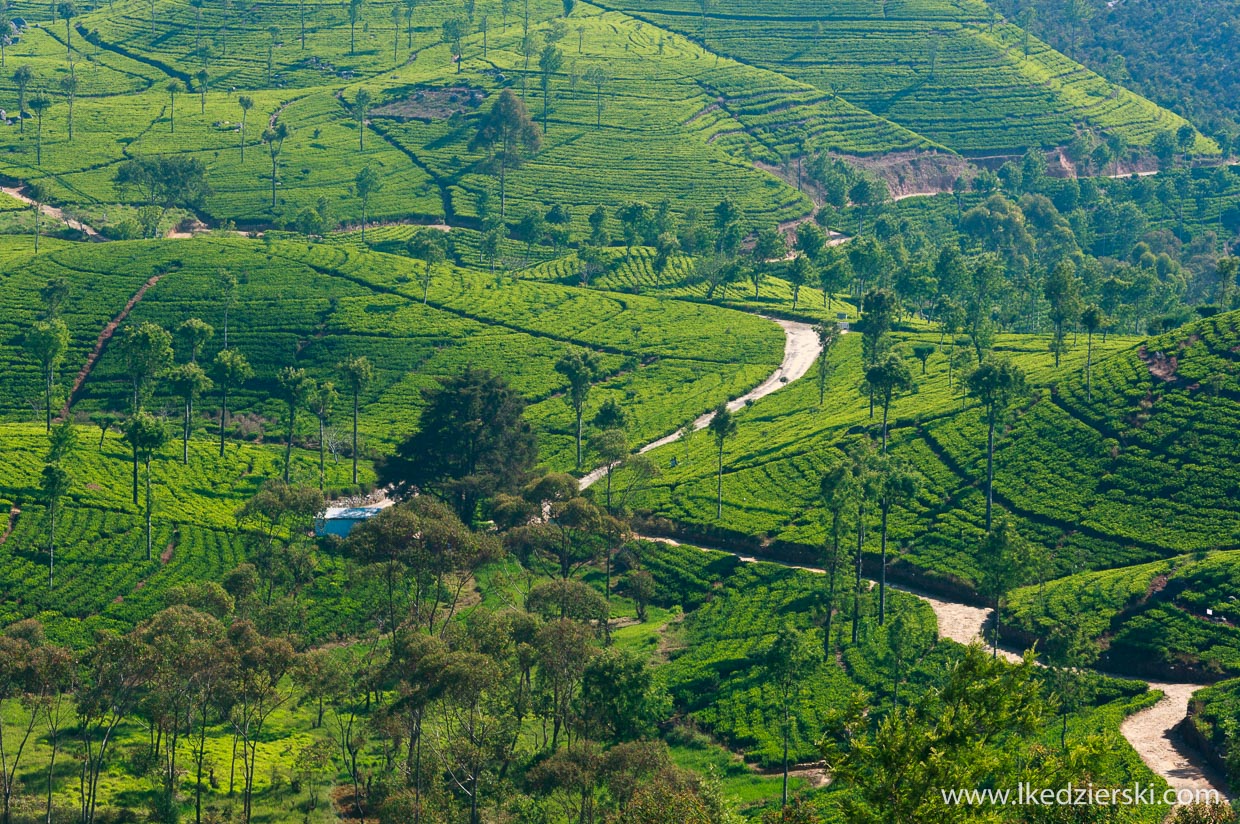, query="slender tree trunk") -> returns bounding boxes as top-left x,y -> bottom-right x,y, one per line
184,397 -> 191,463
781,706 -> 789,807
145,455 -> 153,560
318,416 -> 325,489
45,371 -> 52,432
716,443 -> 724,518
852,504 -> 865,645
985,413 -> 995,533
879,501 -> 889,624
284,404 -> 294,482
351,391 -> 359,484
1085,331 -> 1094,401
48,503 -> 56,587
240,111 -> 246,162
219,387 -> 228,457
